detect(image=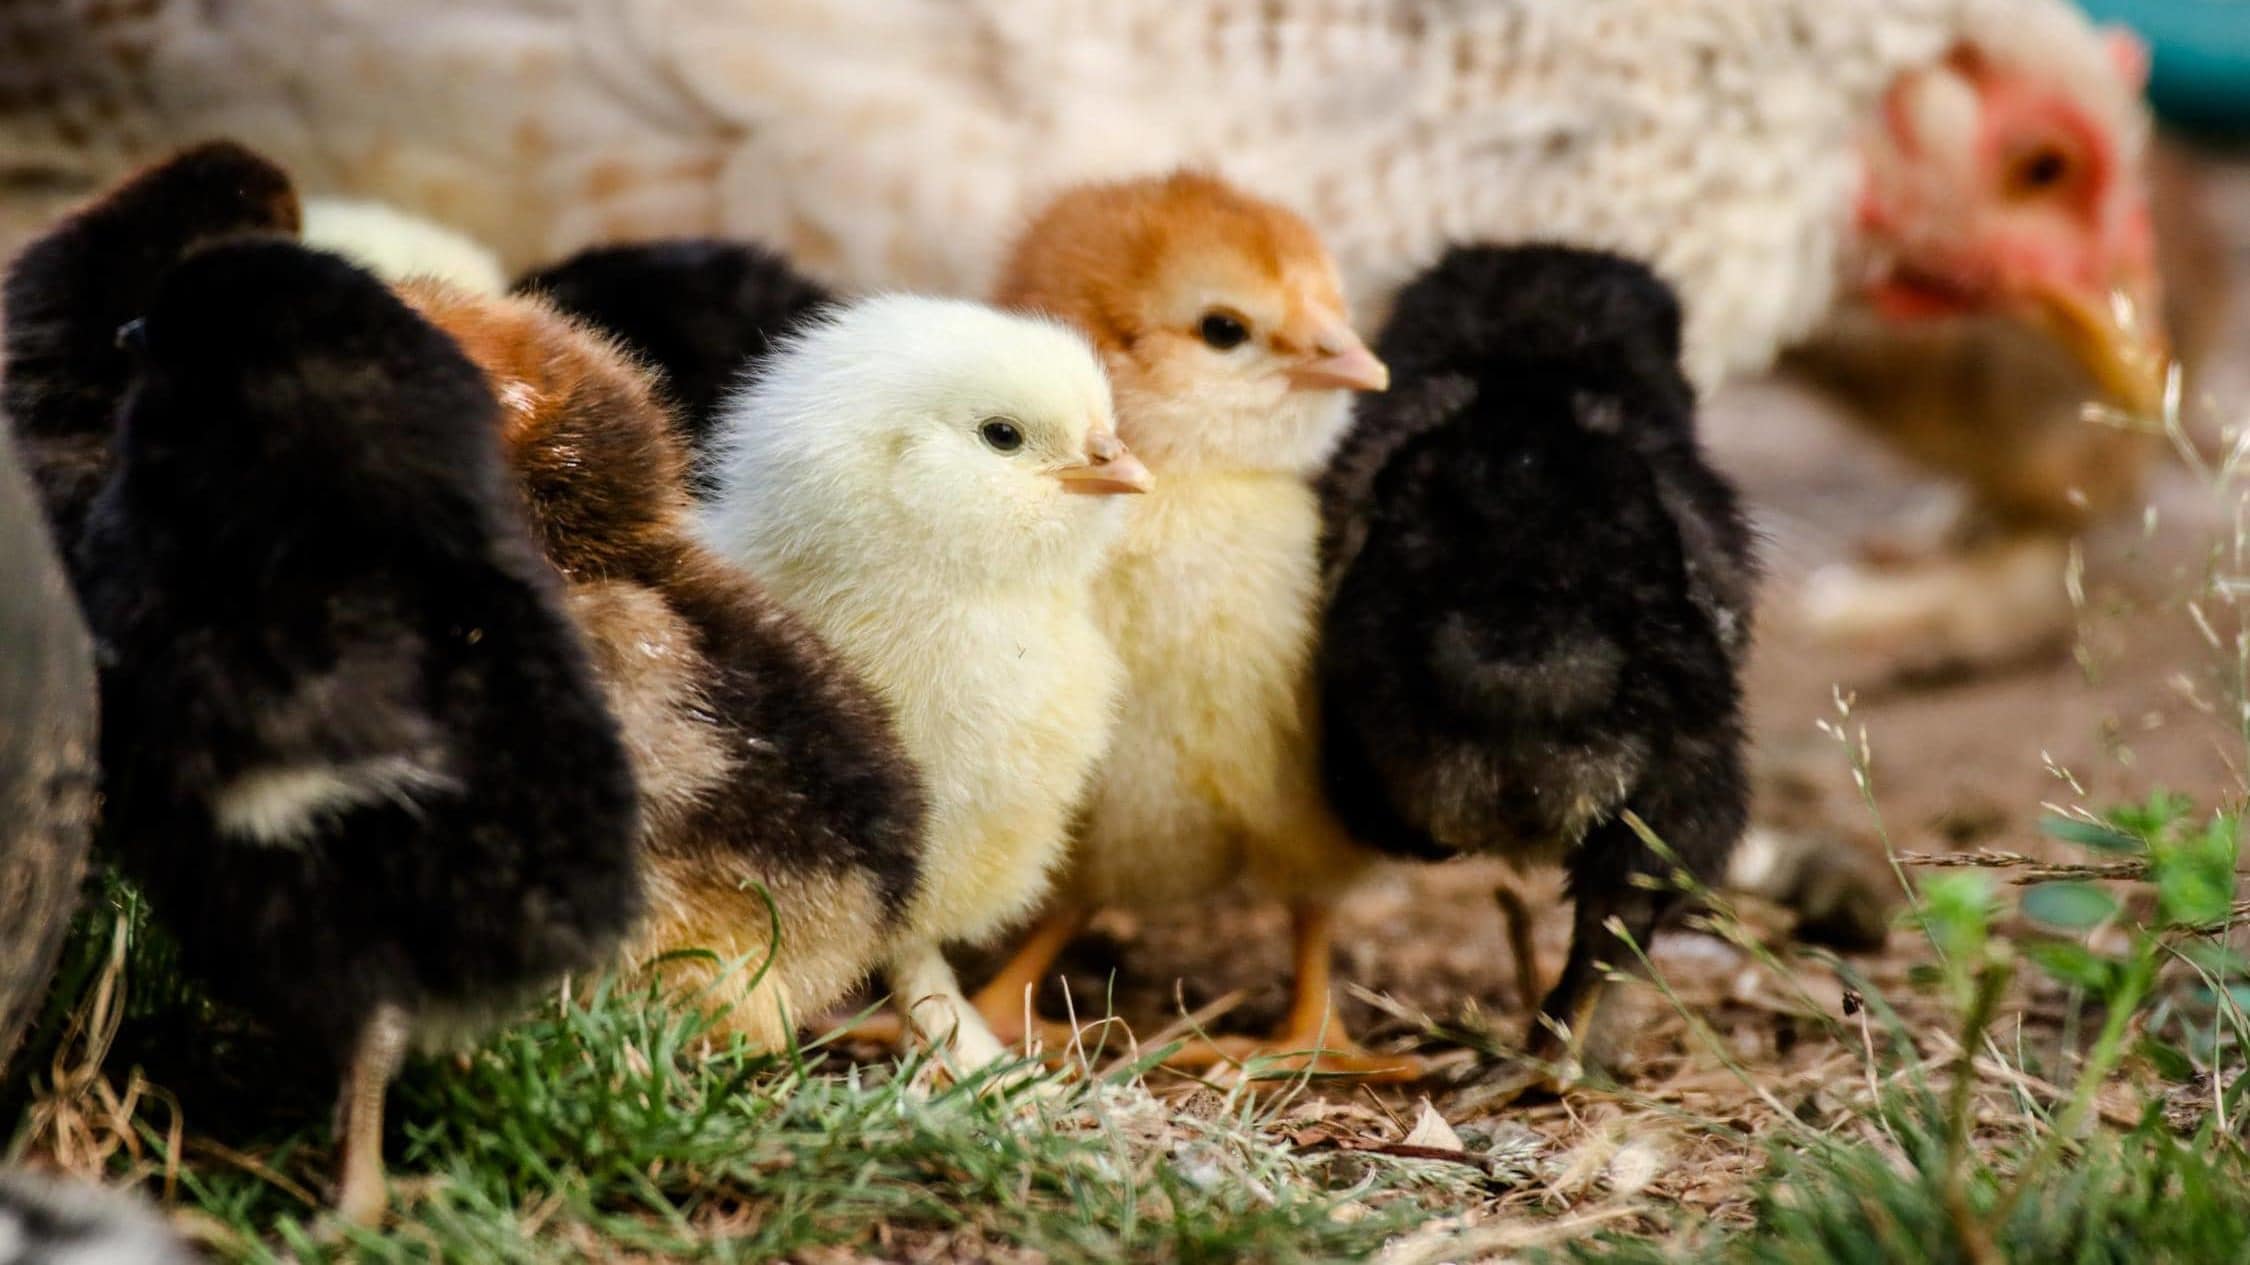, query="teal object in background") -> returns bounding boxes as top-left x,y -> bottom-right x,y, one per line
2075,0 -> 2250,135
